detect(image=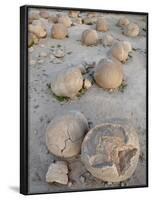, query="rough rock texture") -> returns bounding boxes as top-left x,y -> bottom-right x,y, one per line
96,17 -> 109,32
46,161 -> 68,184
124,23 -> 140,37
46,111 -> 89,158
51,23 -> 68,39
81,120 -> 140,182
51,67 -> 83,98
81,29 -> 98,46
94,58 -> 123,89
